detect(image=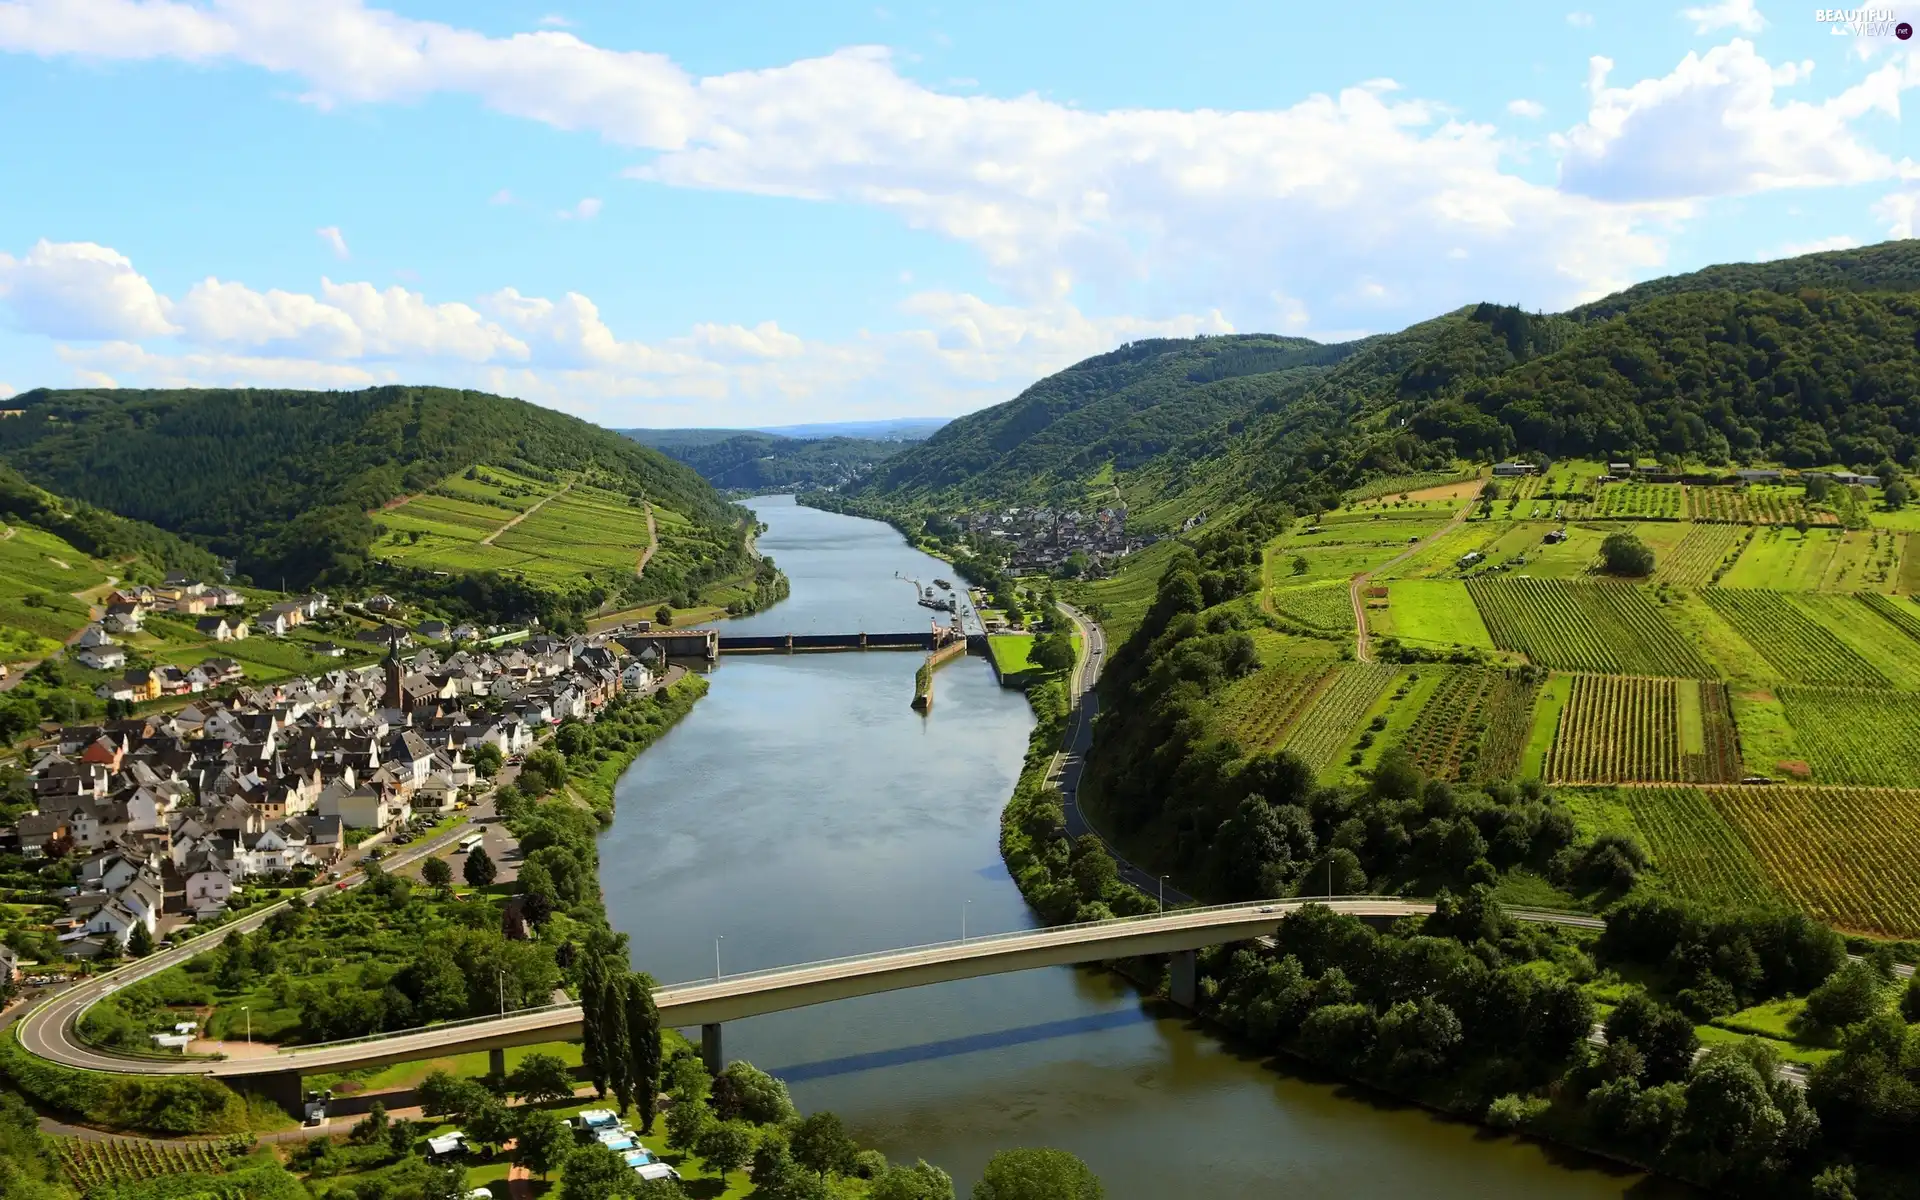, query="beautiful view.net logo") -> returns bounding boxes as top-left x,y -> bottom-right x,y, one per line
1814,8 -> 1914,37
